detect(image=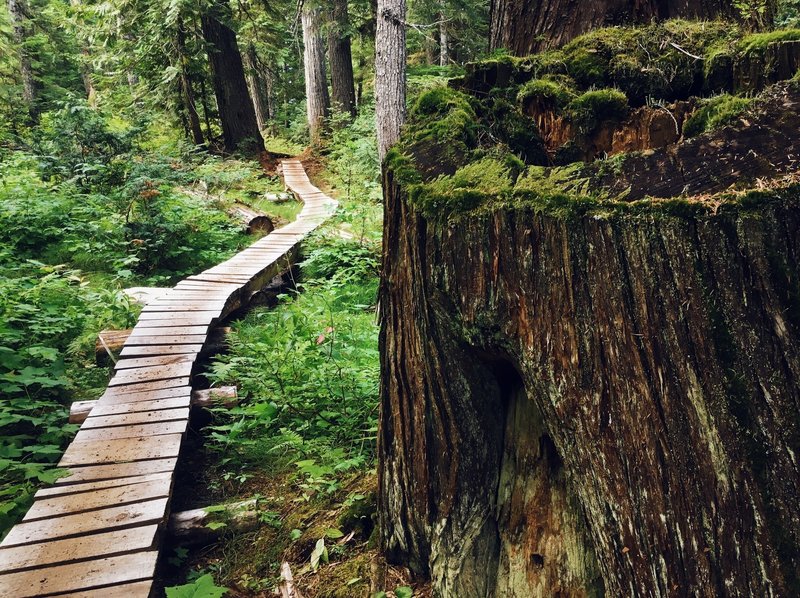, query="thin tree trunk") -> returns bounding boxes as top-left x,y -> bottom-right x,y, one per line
327,0 -> 357,117
243,44 -> 270,132
302,4 -> 330,145
70,0 -> 96,104
177,19 -> 205,146
201,4 -> 263,153
439,19 -> 448,66
199,77 -> 215,141
375,0 -> 406,163
8,0 -> 35,113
